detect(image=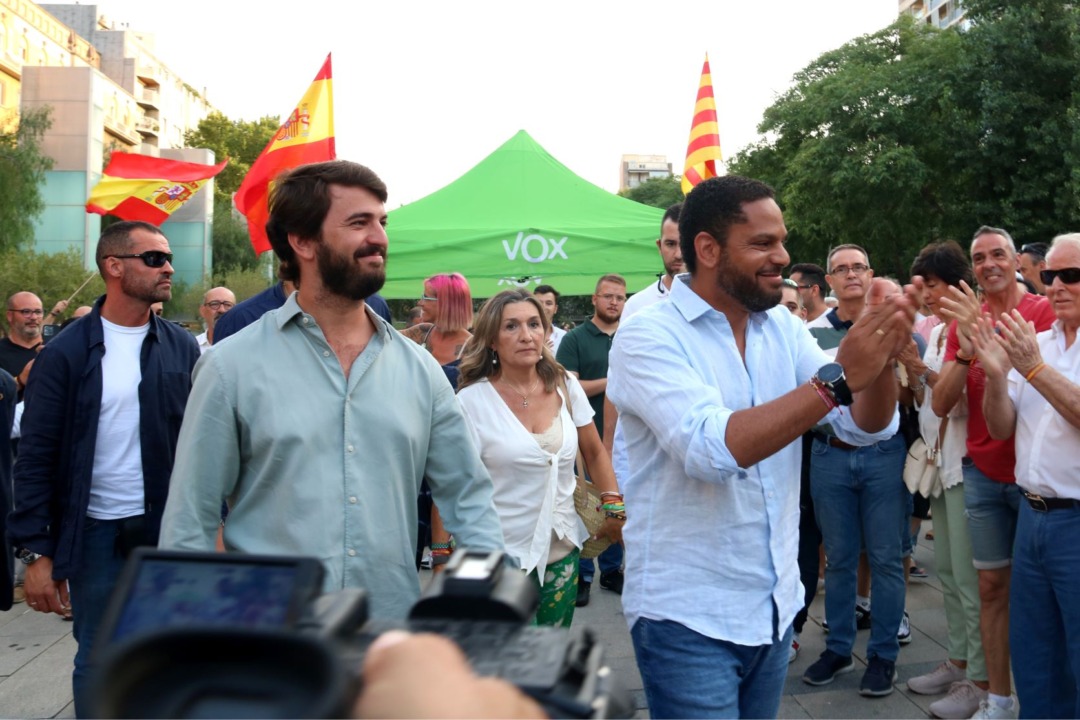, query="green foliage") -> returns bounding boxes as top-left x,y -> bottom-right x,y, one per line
165,266 -> 274,322
730,4 -> 1080,279
0,107 -> 55,255
618,175 -> 684,209
185,112 -> 280,275
184,112 -> 280,202
0,247 -> 104,318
